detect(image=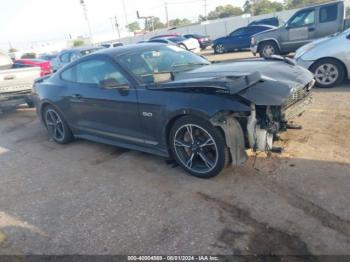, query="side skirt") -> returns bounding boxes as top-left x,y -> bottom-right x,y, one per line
74,134 -> 170,158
